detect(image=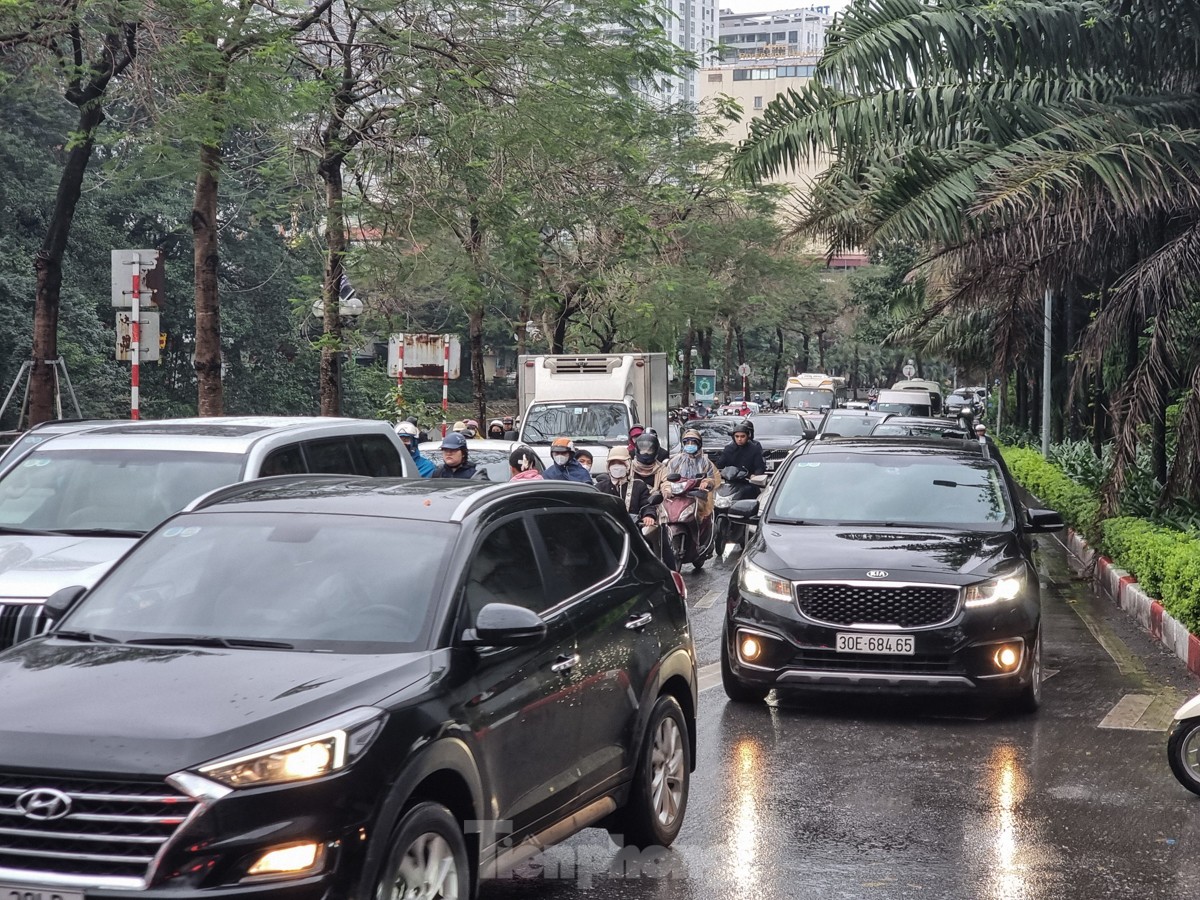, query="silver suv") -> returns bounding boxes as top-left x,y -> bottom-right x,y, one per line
0,417 -> 415,648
